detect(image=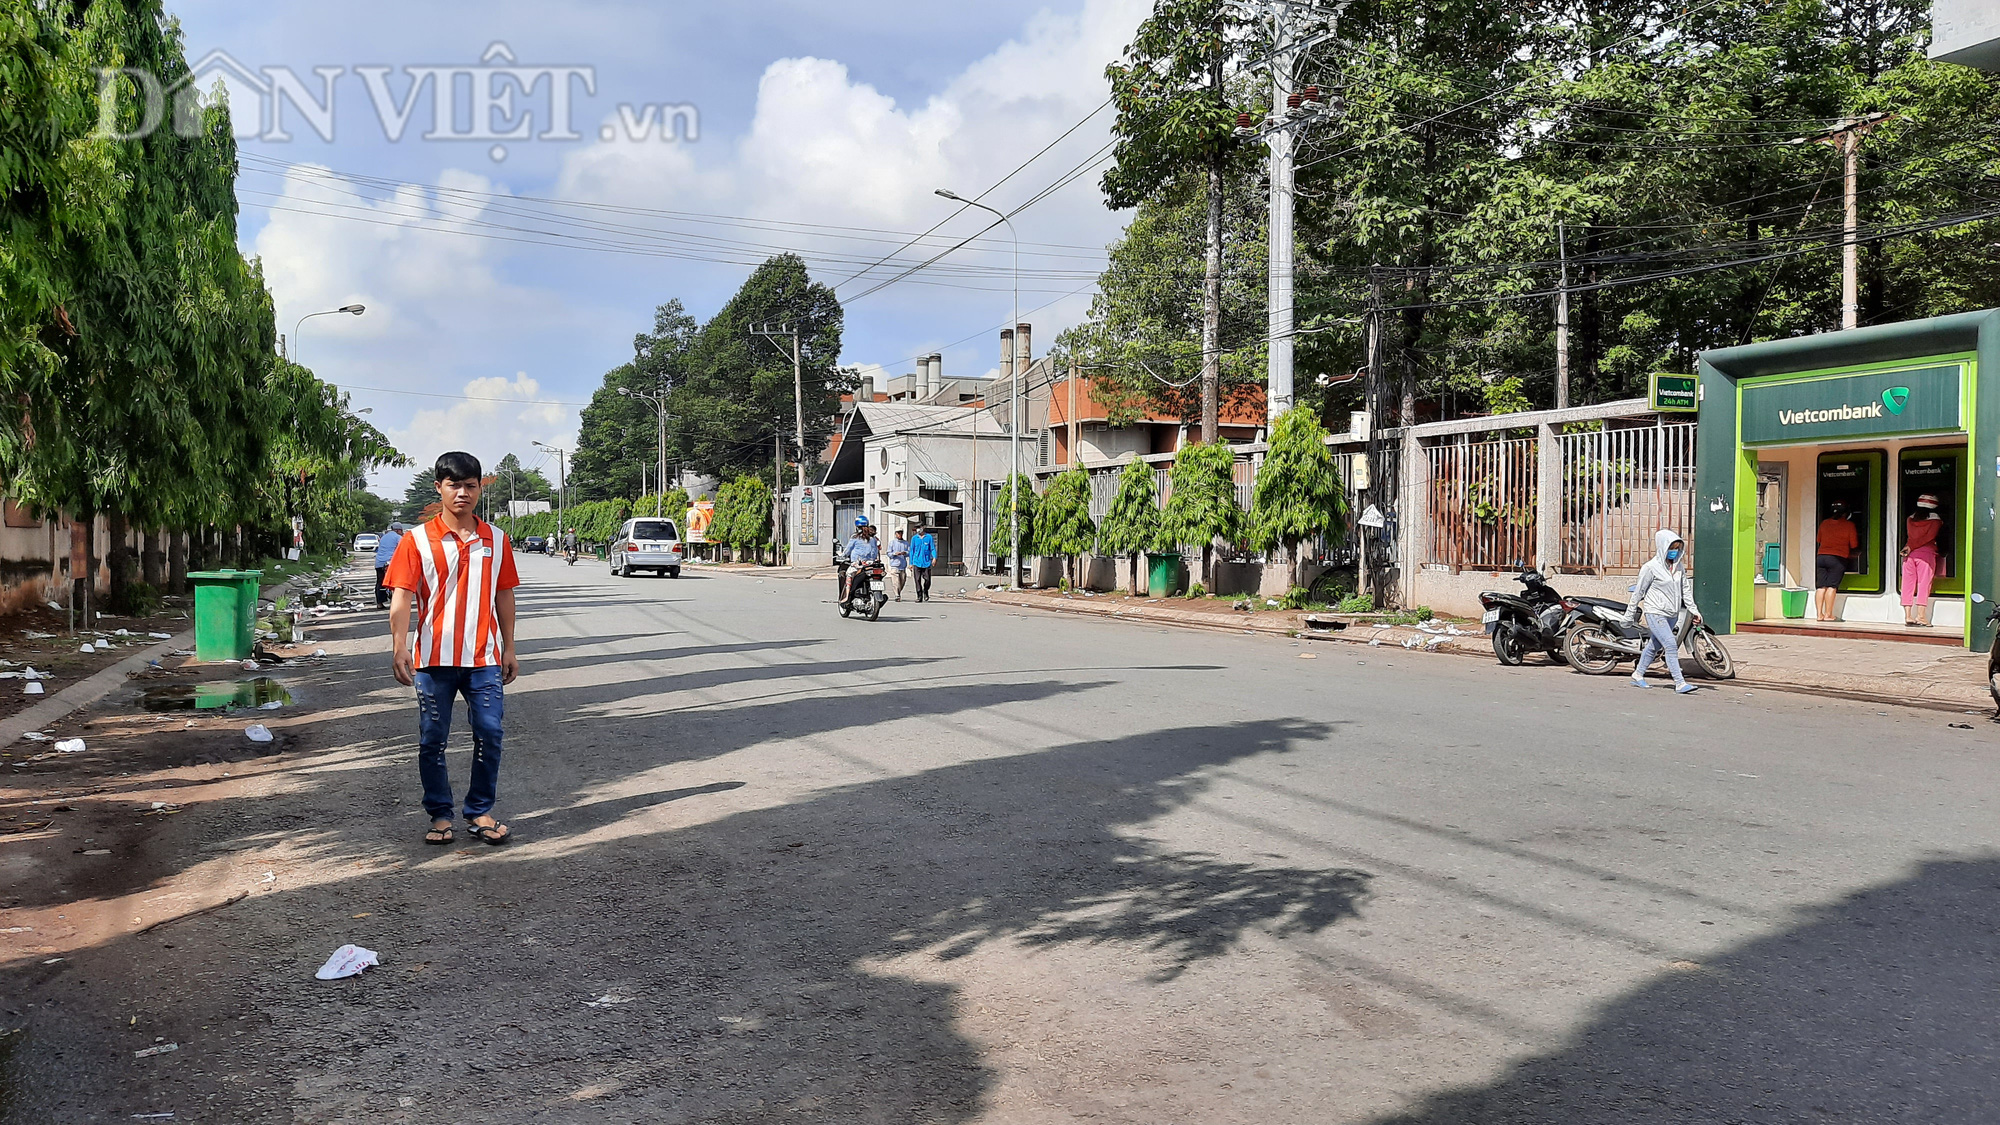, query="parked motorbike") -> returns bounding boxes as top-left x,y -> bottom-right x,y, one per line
839,561 -> 888,621
1985,604 -> 2000,715
1479,569 -> 1599,666
1563,602 -> 1735,679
